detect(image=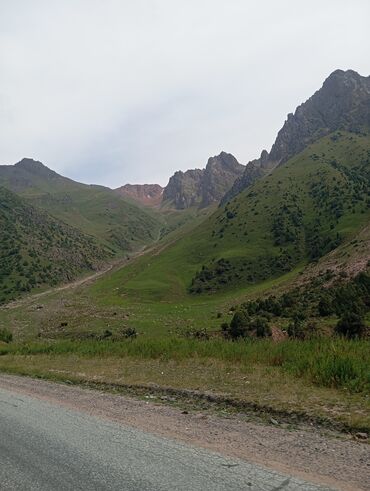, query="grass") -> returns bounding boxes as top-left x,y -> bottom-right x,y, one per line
0,337 -> 369,431
1,337 -> 368,392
